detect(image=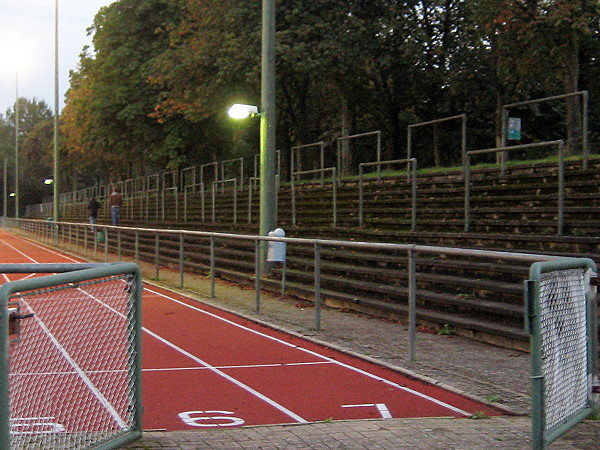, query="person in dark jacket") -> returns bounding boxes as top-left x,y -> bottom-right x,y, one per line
87,196 -> 101,230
